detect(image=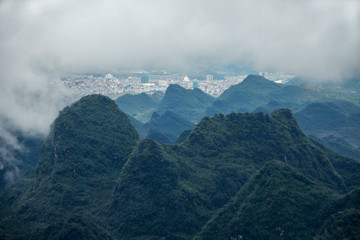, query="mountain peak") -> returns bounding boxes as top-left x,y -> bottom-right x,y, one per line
183,110 -> 345,190
166,83 -> 185,91
270,108 -> 299,125
240,74 -> 281,90
242,74 -> 268,82
209,75 -> 283,114
36,94 -> 139,180
115,92 -> 158,122
159,84 -> 214,122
